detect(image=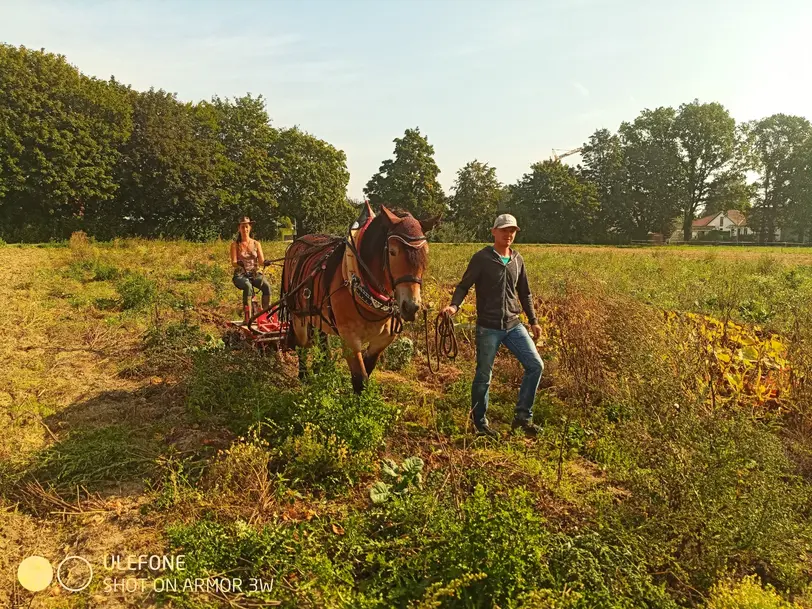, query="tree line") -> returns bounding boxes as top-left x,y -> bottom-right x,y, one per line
365,110 -> 812,245
0,44 -> 354,243
2,44 -> 811,244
